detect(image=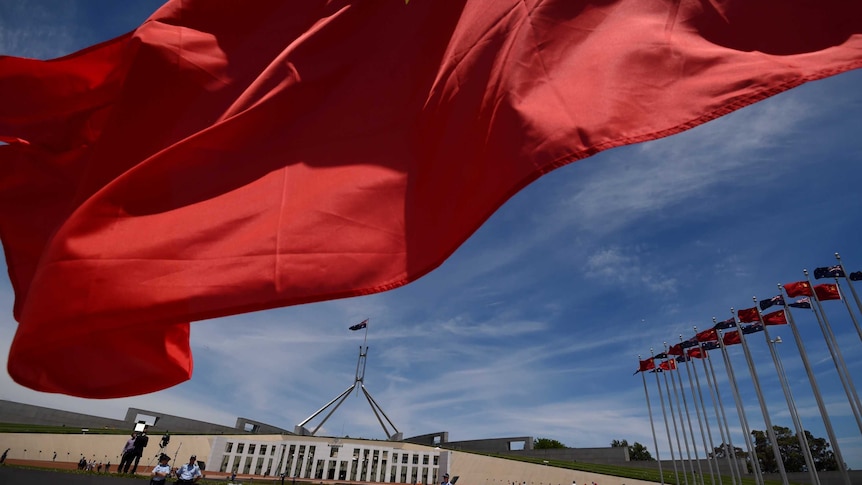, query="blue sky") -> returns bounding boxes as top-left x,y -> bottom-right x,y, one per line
2,1 -> 861,470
